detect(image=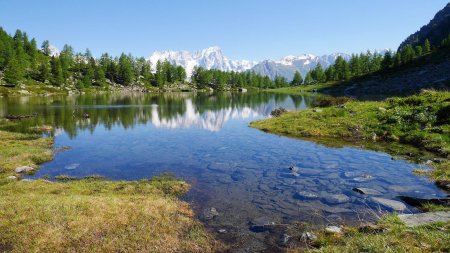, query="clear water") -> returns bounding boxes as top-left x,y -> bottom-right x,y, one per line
1,92 -> 446,249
